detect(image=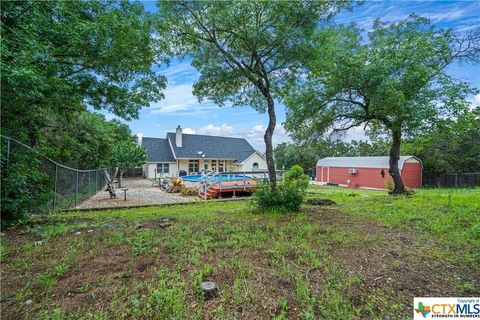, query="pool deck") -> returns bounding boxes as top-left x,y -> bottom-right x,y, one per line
199,179 -> 258,199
